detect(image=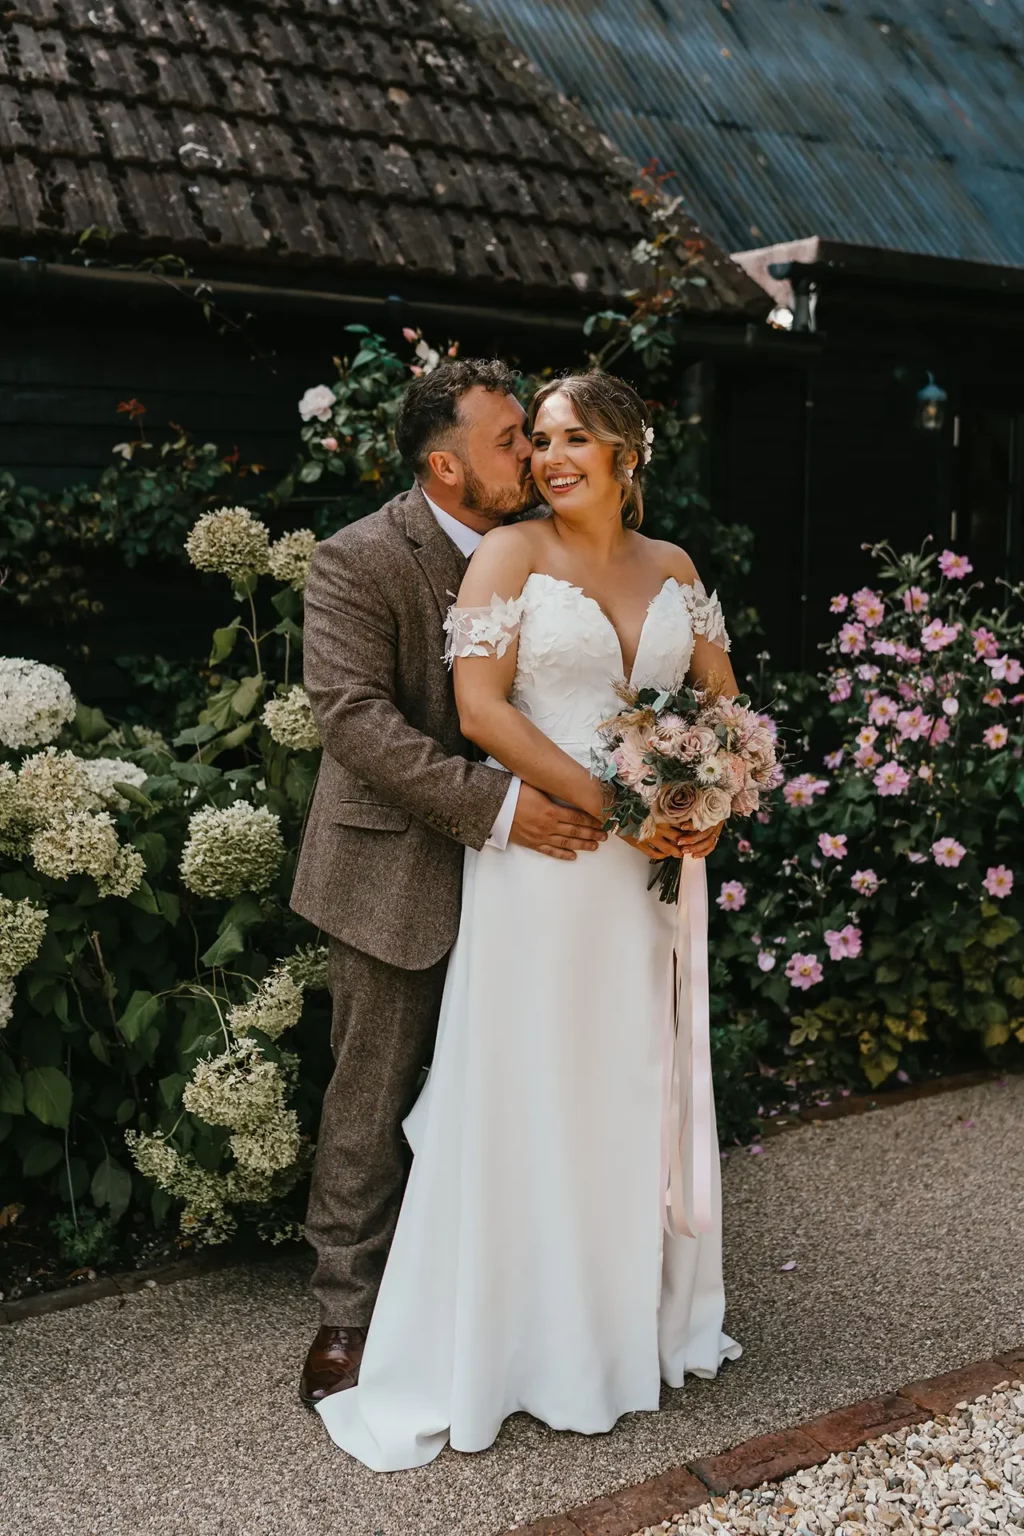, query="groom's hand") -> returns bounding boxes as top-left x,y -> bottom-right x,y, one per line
508,785 -> 606,860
